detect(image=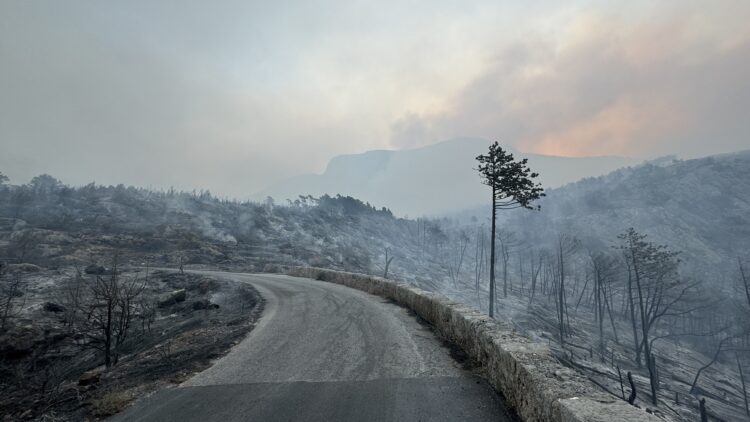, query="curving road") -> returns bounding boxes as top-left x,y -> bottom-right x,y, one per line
112,272 -> 515,421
